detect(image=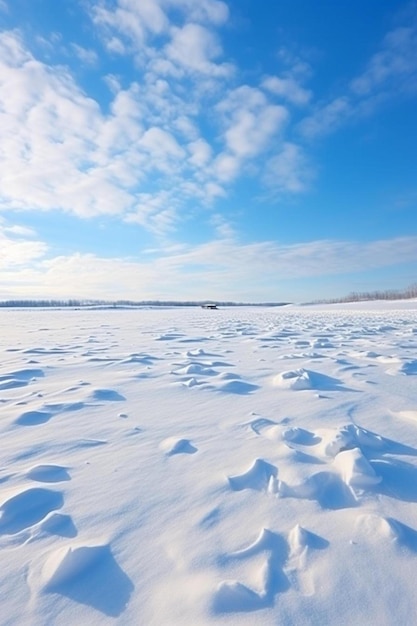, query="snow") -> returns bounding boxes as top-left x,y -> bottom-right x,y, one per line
1,301 -> 417,625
